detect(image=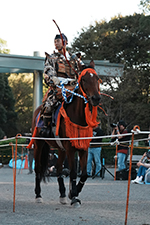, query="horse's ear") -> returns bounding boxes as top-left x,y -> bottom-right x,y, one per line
45,52 -> 50,58
45,52 -> 52,60
89,60 -> 95,69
